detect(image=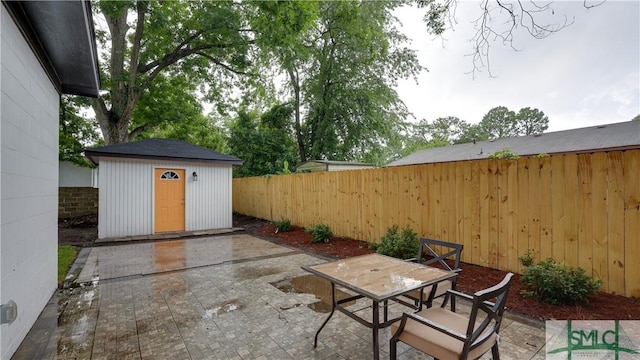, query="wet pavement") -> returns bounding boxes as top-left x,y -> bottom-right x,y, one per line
13,234 -> 547,359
